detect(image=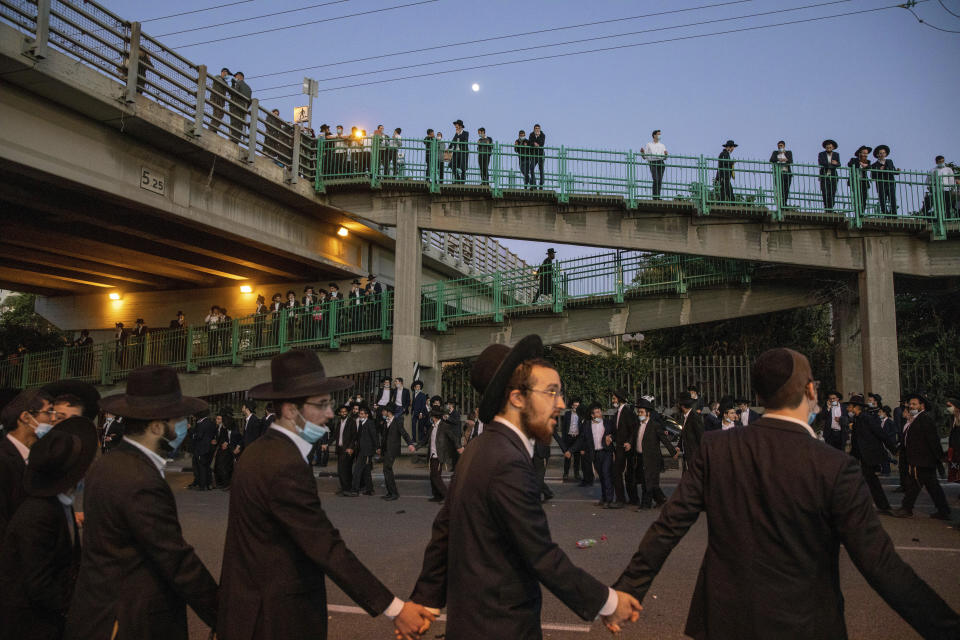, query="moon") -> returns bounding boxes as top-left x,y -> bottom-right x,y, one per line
471,83 -> 480,92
